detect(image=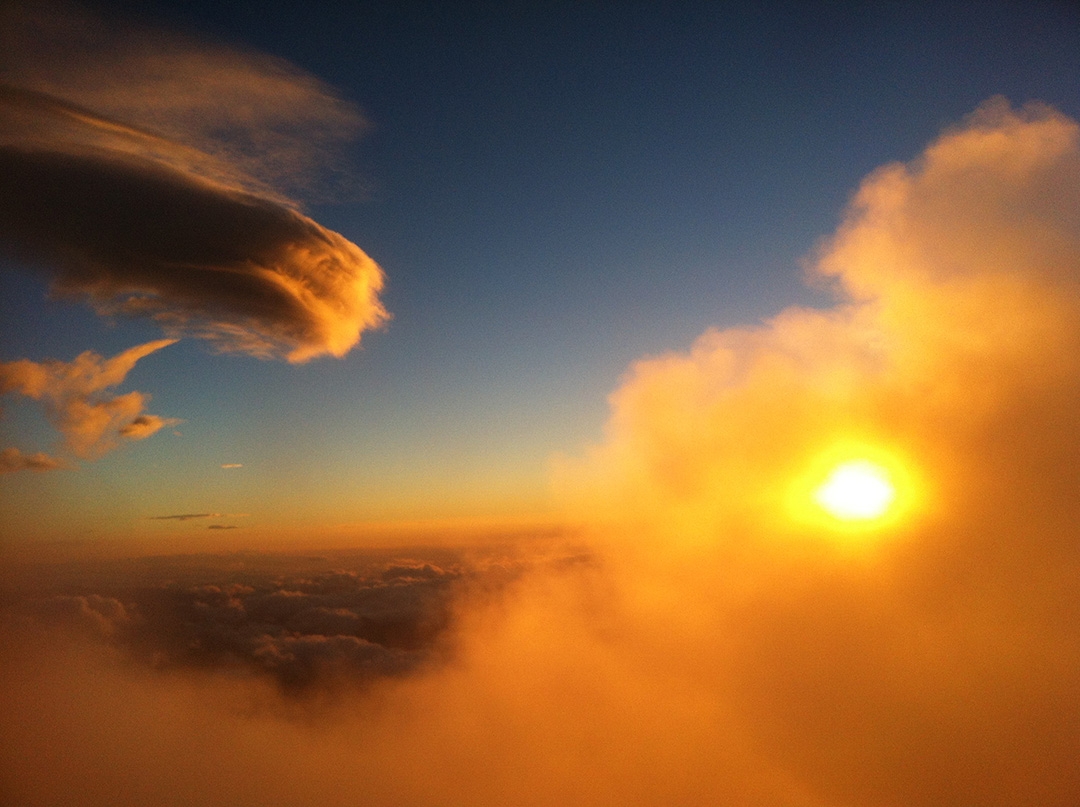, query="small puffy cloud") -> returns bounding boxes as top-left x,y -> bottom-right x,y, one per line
0,446 -> 67,474
16,594 -> 131,639
0,2 -> 387,363
0,339 -> 179,463
119,414 -> 175,440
